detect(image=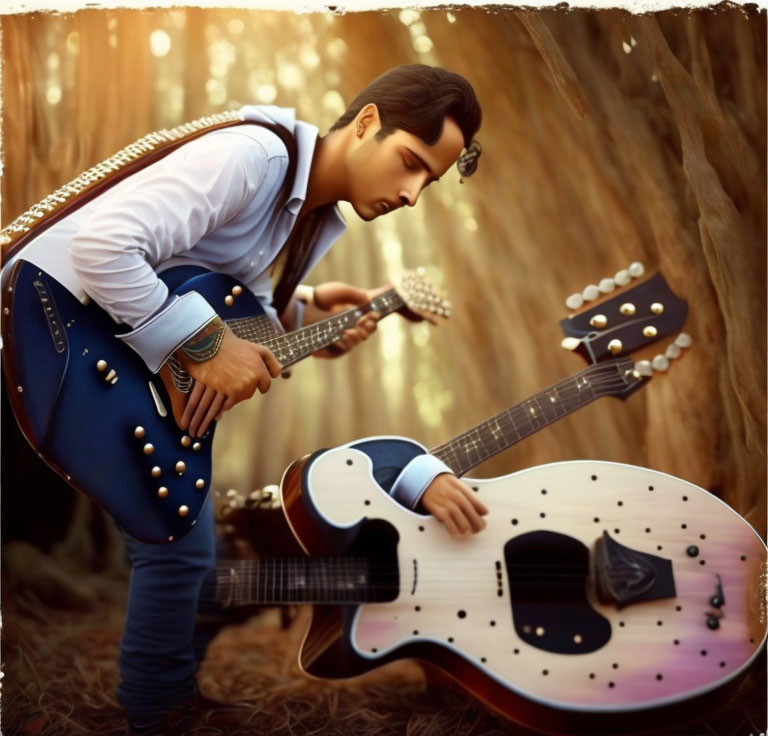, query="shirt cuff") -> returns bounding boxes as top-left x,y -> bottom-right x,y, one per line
389,454 -> 455,510
117,291 -> 217,373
